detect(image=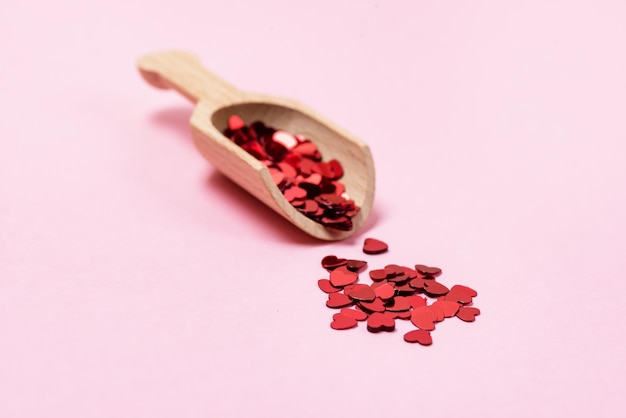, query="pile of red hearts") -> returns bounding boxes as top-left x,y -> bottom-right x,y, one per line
222,115 -> 359,231
318,238 -> 480,346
